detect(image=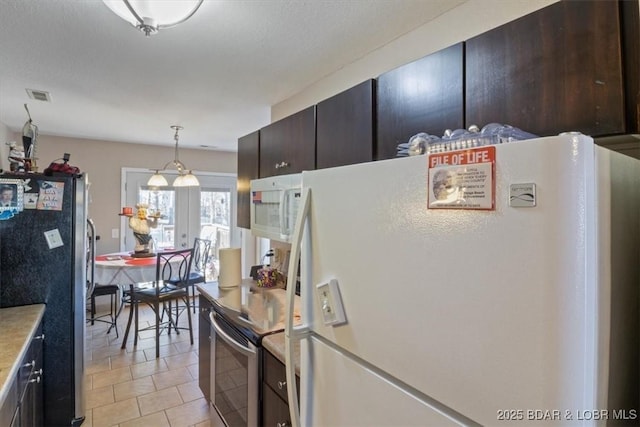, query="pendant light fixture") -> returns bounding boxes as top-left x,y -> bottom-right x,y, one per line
102,0 -> 204,37
148,125 -> 200,187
